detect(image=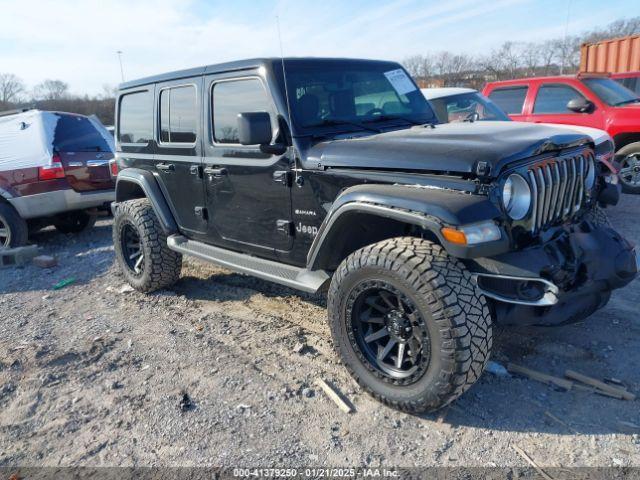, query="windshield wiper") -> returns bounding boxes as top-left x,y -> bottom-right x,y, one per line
364,114 -> 436,128
614,98 -> 640,106
306,118 -> 382,133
